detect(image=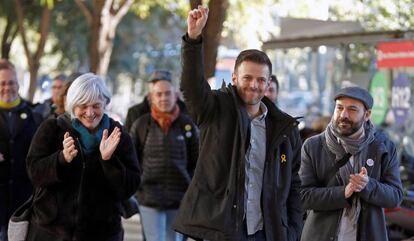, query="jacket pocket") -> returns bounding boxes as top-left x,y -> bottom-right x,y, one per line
33,188 -> 58,225
190,182 -> 234,229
